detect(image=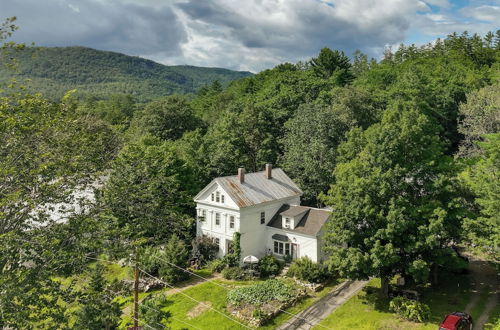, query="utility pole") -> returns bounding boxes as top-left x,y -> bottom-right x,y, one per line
133,251 -> 139,329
